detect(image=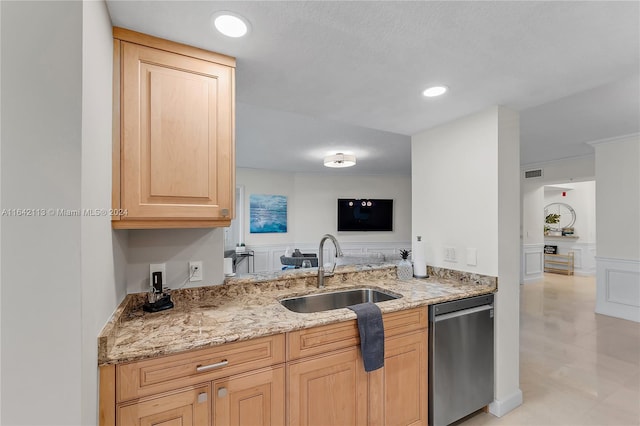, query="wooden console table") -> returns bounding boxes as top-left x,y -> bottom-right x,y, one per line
544,252 -> 574,275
